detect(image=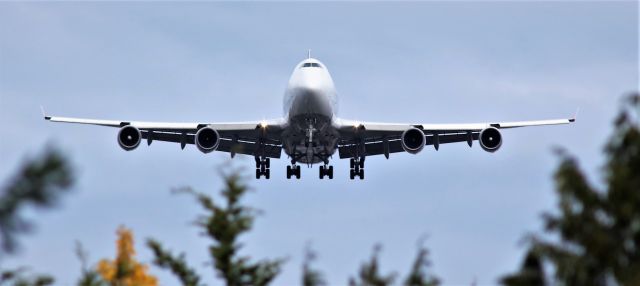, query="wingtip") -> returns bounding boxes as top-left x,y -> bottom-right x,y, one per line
40,105 -> 50,120
571,107 -> 580,122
